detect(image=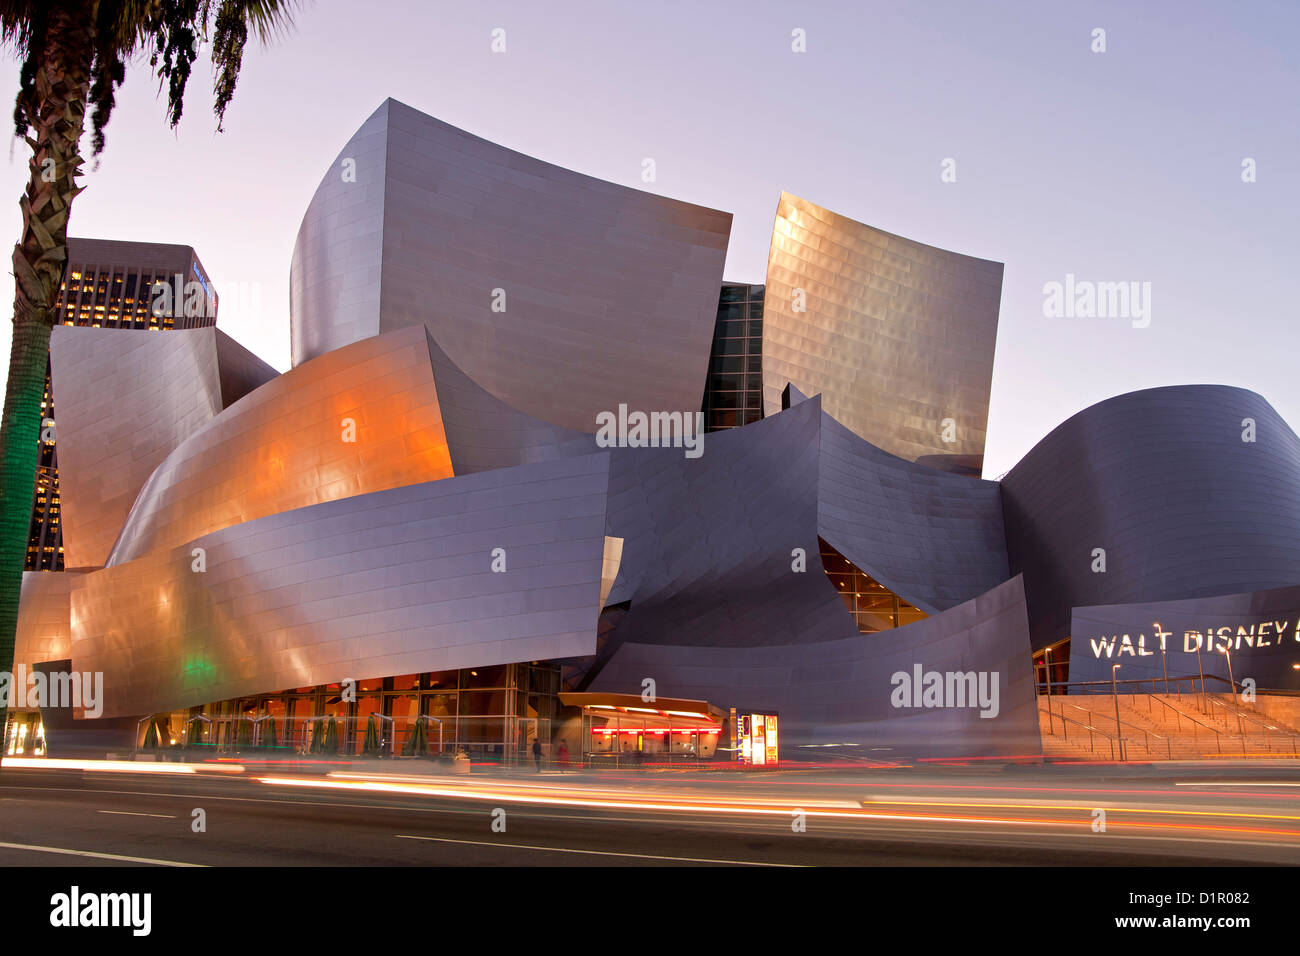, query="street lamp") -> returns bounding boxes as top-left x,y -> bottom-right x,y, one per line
1221,646 -> 1243,736
1111,663 -> 1125,762
1156,622 -> 1169,695
1195,638 -> 1207,713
